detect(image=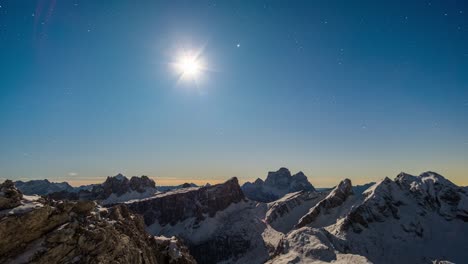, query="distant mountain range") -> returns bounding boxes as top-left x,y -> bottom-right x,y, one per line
14,174 -> 200,205
1,169 -> 467,263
